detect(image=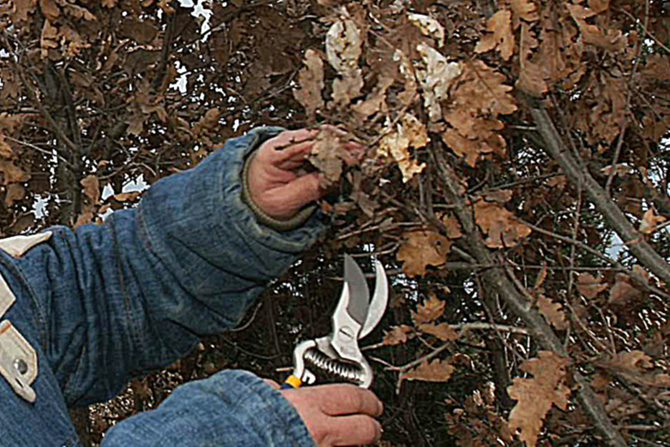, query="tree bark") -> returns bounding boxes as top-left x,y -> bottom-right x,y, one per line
430,146 -> 628,447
